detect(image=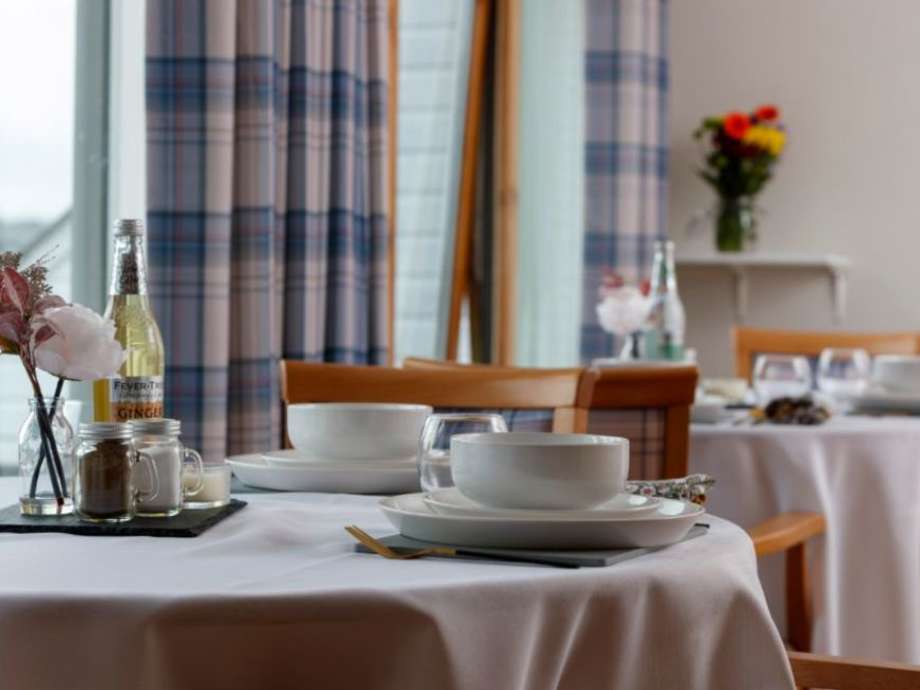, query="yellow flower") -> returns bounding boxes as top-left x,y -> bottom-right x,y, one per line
742,125 -> 785,156
768,129 -> 786,156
